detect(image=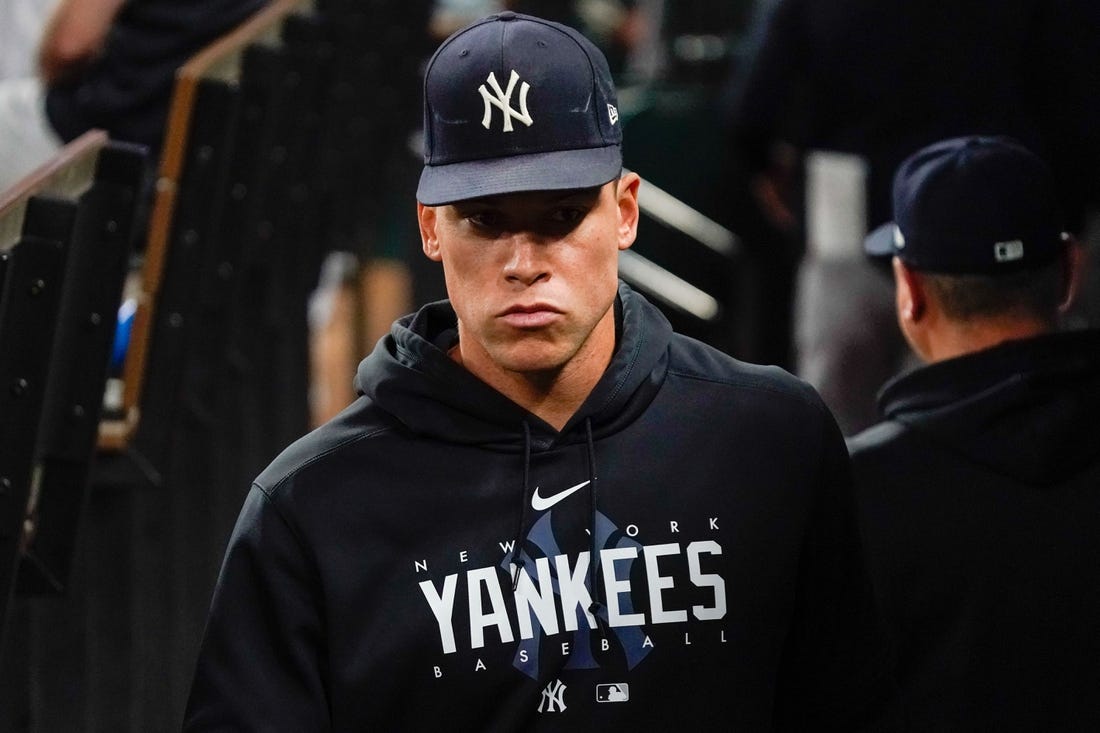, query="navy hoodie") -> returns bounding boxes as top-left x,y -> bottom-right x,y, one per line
185,283 -> 897,731
849,329 -> 1100,730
